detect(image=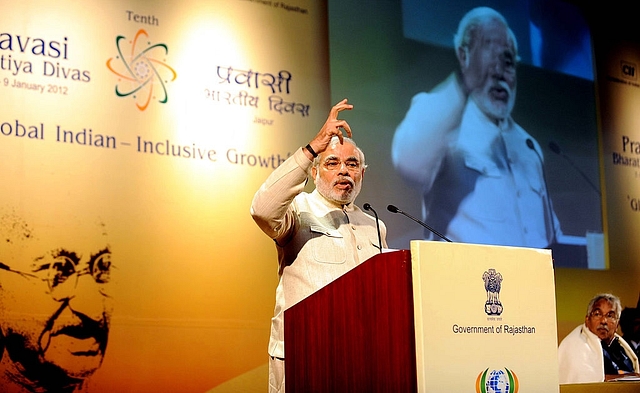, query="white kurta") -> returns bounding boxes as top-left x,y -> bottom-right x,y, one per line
251,147 -> 387,358
392,73 -> 562,247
